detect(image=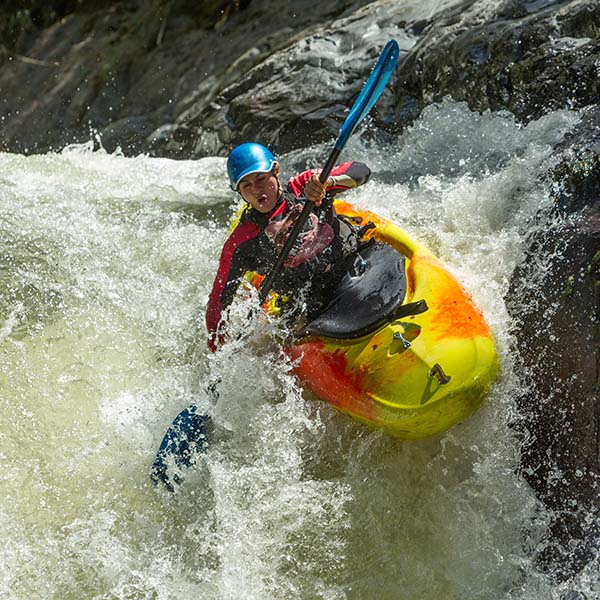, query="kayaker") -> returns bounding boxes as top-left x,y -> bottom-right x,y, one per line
206,142 -> 371,351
